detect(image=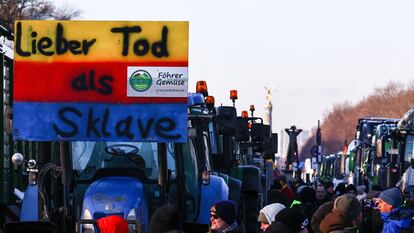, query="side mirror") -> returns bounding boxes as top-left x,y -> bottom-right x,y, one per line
235,117 -> 249,141
208,122 -> 221,155
251,123 -> 265,152
215,106 -> 237,135
261,125 -> 271,152
251,123 -> 263,142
